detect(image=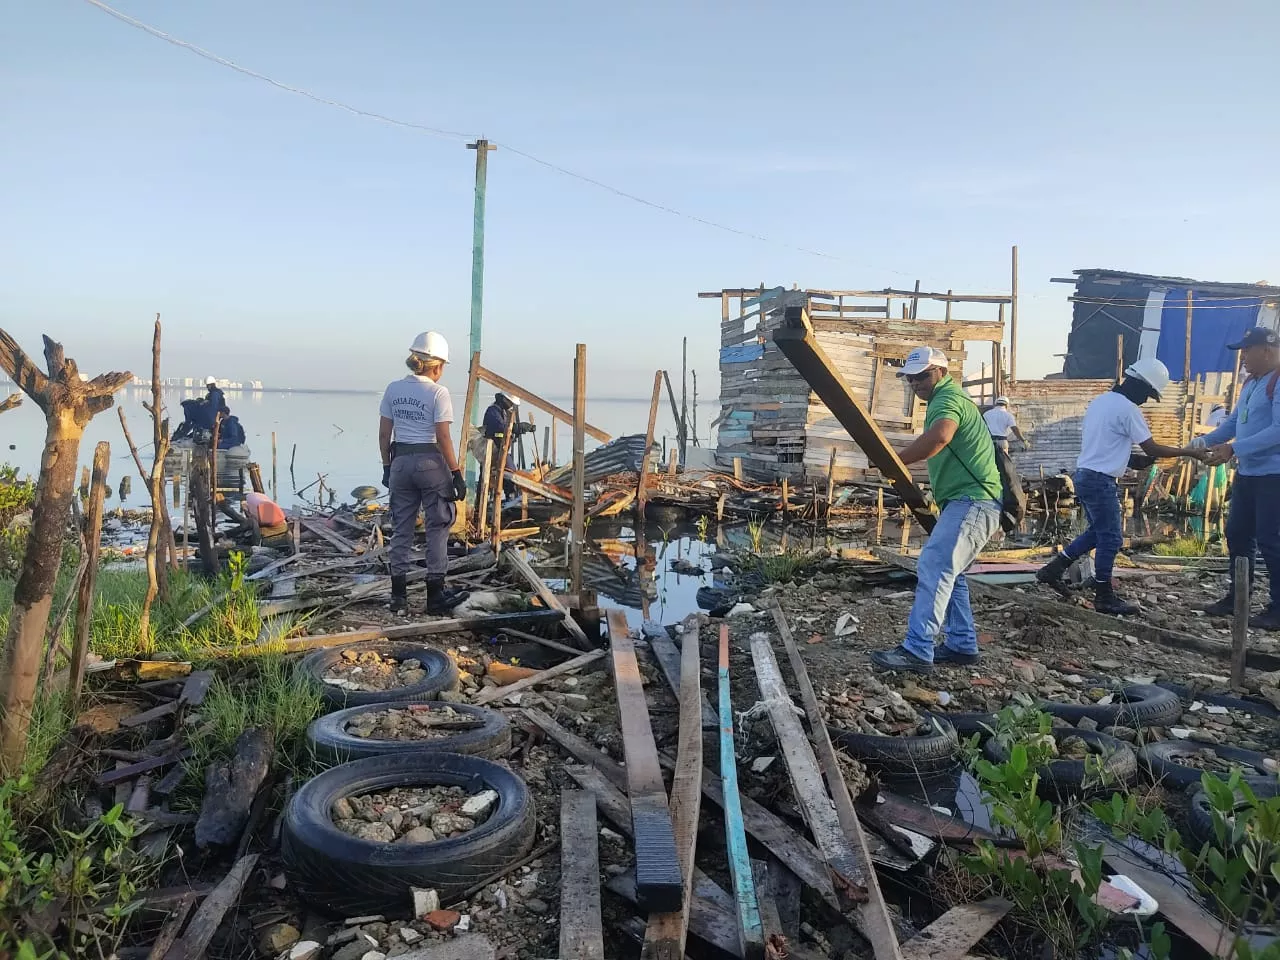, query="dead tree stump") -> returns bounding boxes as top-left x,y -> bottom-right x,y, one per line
0,330 -> 130,773
195,728 -> 273,848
